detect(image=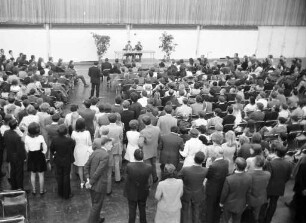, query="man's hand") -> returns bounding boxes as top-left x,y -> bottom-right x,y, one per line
85,178 -> 92,189
219,203 -> 224,208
